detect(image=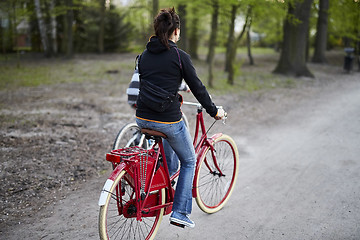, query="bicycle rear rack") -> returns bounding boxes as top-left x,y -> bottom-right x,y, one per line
106,146 -> 148,163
